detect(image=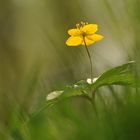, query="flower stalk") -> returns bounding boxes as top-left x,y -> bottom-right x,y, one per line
83,36 -> 93,79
